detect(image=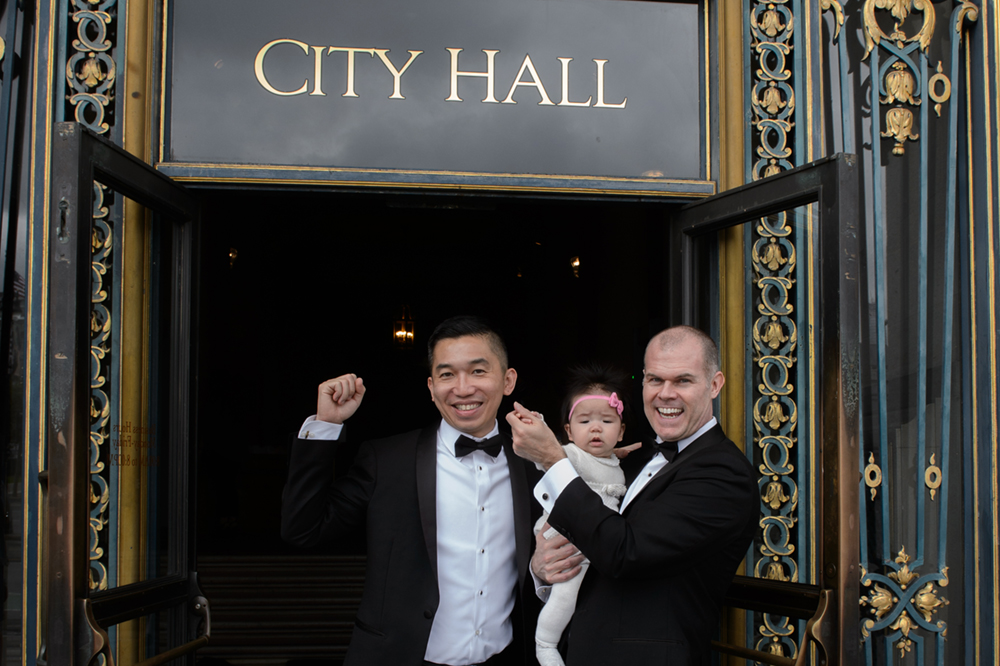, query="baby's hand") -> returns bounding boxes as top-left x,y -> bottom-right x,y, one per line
511,406 -> 544,425
614,442 -> 643,459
